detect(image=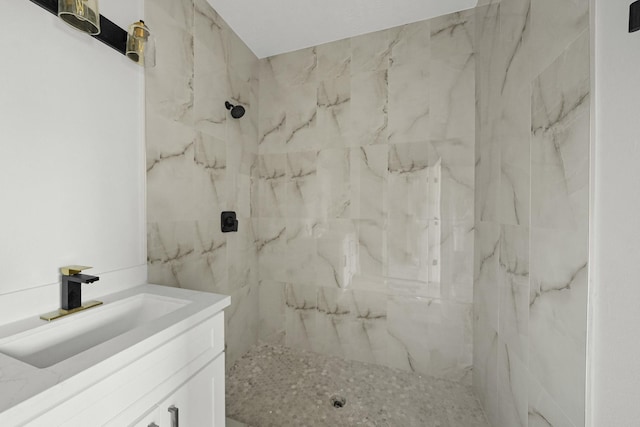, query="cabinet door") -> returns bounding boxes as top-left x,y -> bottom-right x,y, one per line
133,353 -> 225,427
